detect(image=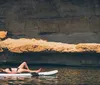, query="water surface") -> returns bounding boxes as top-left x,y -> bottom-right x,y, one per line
0,65 -> 100,85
